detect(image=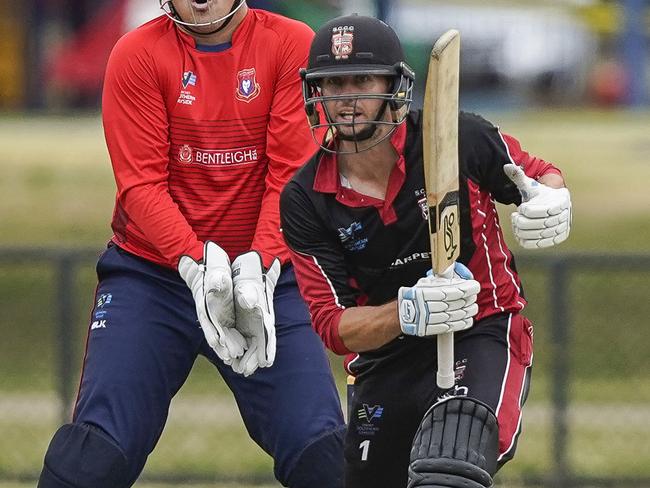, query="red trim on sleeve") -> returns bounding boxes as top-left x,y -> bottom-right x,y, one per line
500,132 -> 563,179
288,249 -> 352,355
